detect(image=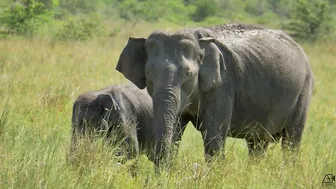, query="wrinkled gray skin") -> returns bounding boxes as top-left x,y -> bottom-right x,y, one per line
71,83 -> 168,160
116,23 -> 314,166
